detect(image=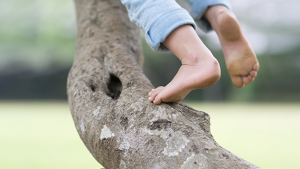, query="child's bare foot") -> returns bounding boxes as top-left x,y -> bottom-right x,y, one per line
205,6 -> 259,88
148,25 -> 220,104
148,57 -> 220,104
